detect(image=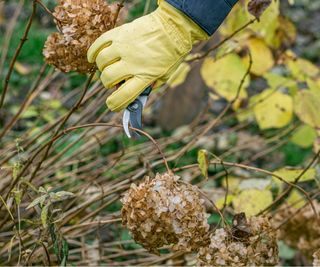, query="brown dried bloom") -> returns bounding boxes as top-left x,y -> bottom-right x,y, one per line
121,172 -> 210,254
197,215 -> 279,266
273,202 -> 320,260
43,0 -> 114,73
